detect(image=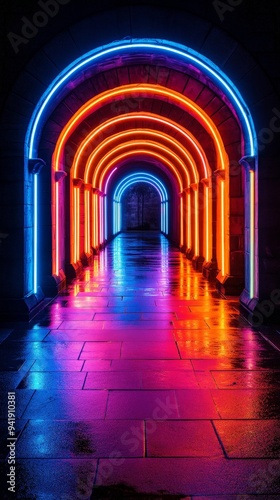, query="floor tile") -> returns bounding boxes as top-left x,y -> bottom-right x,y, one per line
103,320 -> 173,330
0,341 -> 84,359
57,321 -> 104,330
211,389 -> 280,419
93,457 -> 280,495
0,329 -> 13,343
0,358 -> 26,371
0,459 -> 97,499
110,359 -> 193,371
16,420 -> 144,458
46,328 -> 175,342
192,358 -> 280,371
141,370 -> 198,389
17,371 -> 87,389
0,372 -> 26,391
172,320 -> 209,329
22,390 -> 108,419
146,420 -> 223,457
80,342 -> 121,359
84,371 -> 142,389
194,371 -> 218,389
121,341 -> 179,359
93,313 -> 142,321
82,360 -> 112,371
6,329 -> 50,341
106,390 -> 179,419
211,370 -> 280,389
0,390 -> 35,418
30,359 -> 84,371
141,312 -> 176,320
175,390 -> 220,419
0,419 -> 27,459
213,420 -> 280,458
